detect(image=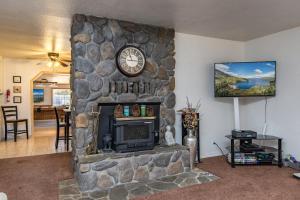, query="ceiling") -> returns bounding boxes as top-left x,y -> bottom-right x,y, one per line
1,0 -> 300,59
